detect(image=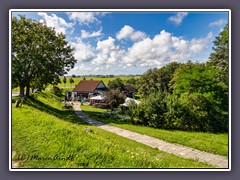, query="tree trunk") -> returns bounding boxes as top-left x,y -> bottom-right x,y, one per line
19,84 -> 25,97
26,84 -> 30,96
